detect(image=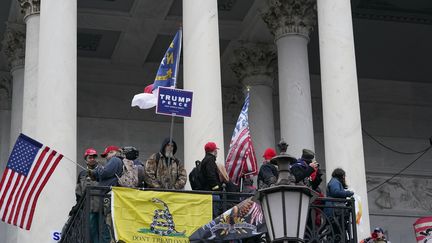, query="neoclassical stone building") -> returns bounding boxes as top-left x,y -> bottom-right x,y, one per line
0,0 -> 431,242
